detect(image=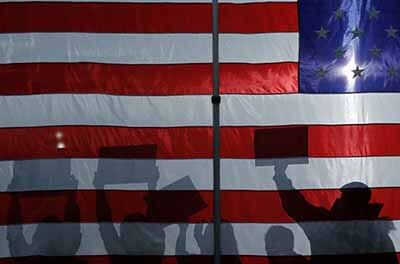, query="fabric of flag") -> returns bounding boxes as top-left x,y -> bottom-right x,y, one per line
1,0 -> 400,263
299,0 -> 400,93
